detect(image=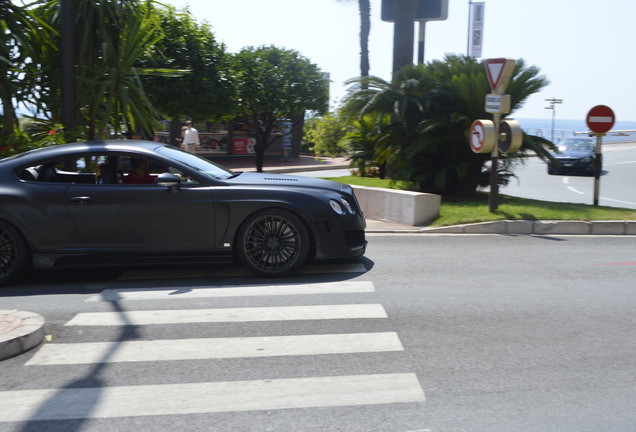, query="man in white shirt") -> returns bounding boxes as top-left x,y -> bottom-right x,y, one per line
181,120 -> 199,153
